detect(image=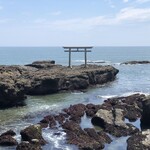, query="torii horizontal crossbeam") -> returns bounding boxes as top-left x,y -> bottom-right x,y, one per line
63,46 -> 93,68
